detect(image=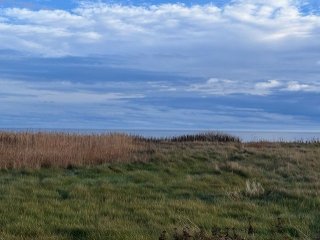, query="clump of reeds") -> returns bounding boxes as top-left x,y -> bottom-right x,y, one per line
0,131 -> 148,169
168,132 -> 241,143
137,132 -> 241,143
